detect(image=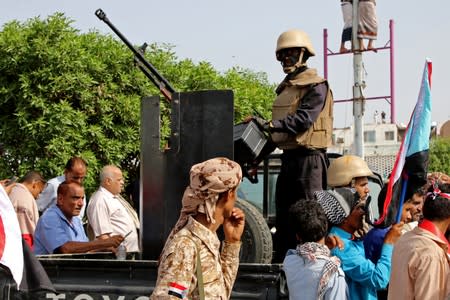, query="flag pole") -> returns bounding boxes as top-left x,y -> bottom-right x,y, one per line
395,172 -> 409,223
352,0 -> 365,158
